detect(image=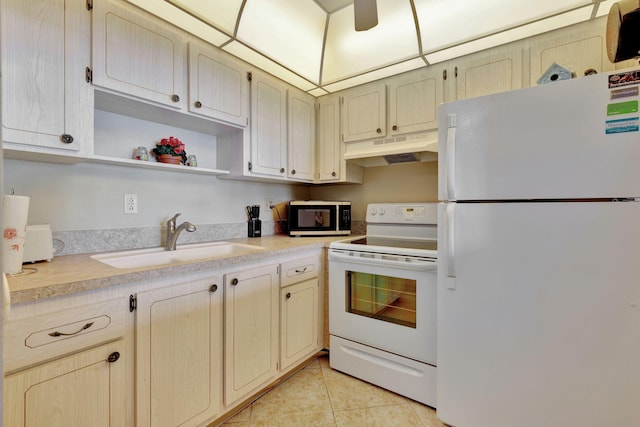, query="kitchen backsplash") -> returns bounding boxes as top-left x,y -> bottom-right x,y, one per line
50,219 -> 366,255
